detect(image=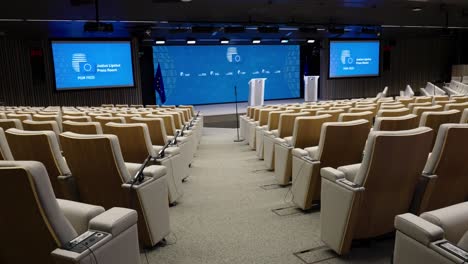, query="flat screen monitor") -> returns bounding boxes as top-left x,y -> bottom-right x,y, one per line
329,40 -> 380,78
51,40 -> 135,90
